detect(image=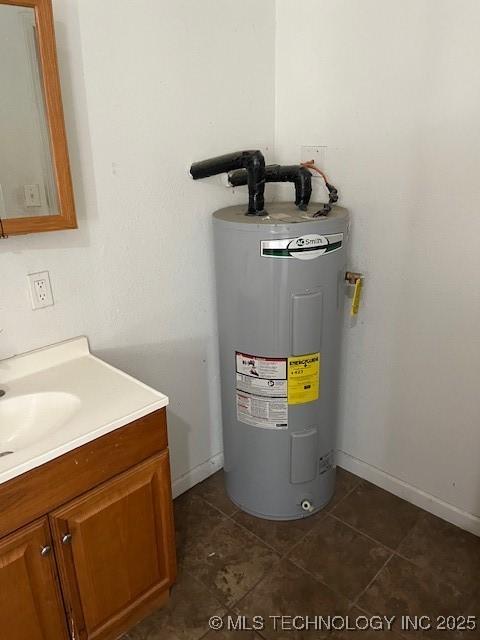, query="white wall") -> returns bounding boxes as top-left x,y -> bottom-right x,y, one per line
0,0 -> 276,492
276,0 -> 480,532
